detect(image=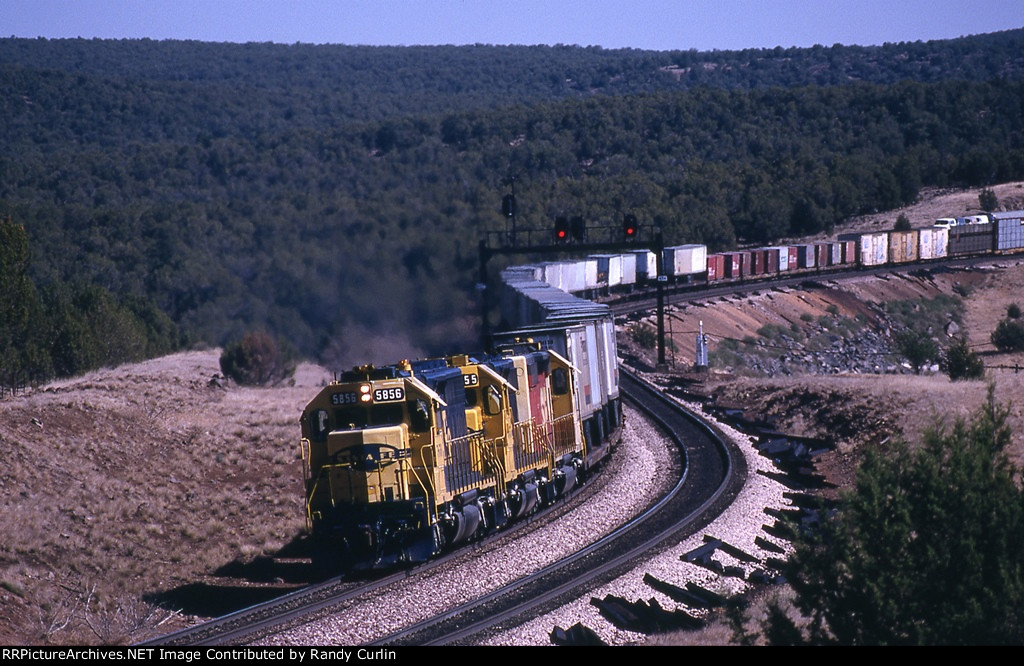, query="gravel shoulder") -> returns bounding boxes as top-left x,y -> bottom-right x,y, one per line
258,403 -> 678,645
483,394 -> 791,646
